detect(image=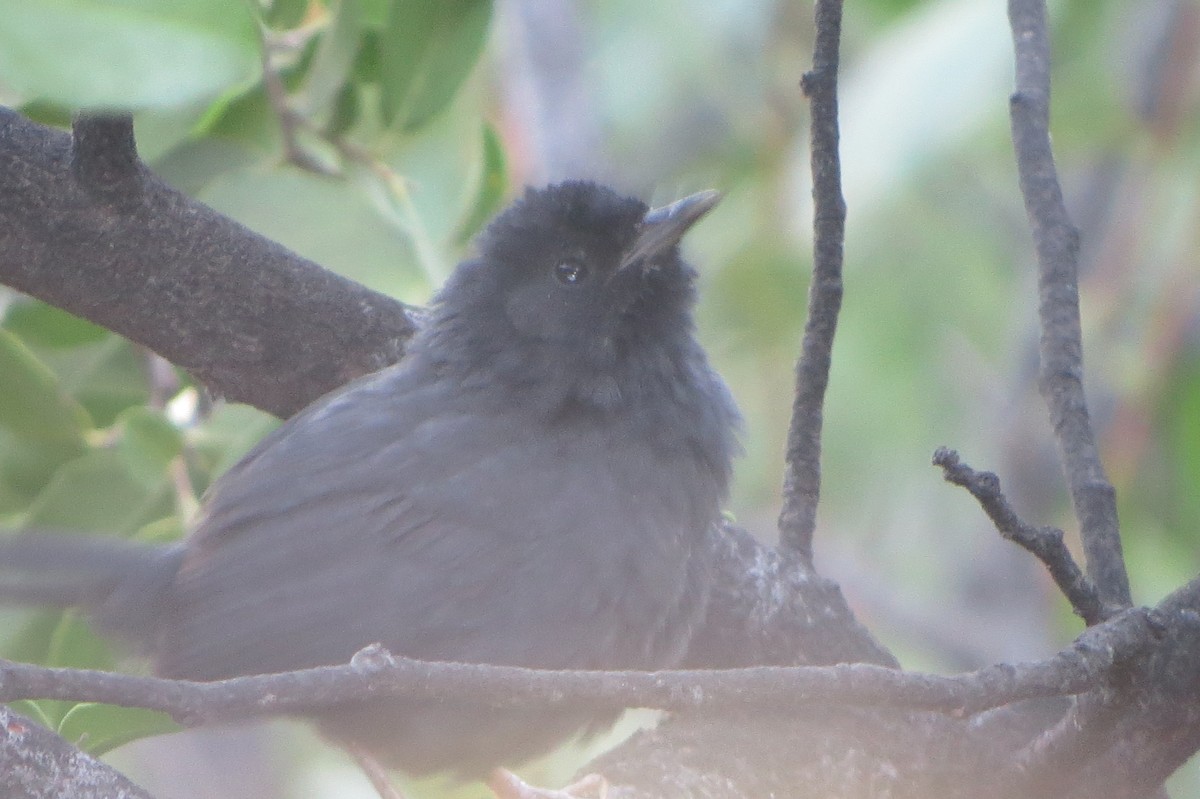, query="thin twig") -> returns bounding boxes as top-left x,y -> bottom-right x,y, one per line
778,0 -> 846,563
933,448 -> 1114,626
258,42 -> 447,283
260,32 -> 337,176
1007,0 -> 1131,607
0,607 -> 1162,724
